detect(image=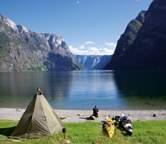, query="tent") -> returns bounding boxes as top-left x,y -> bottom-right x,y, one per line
11,93 -> 63,137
